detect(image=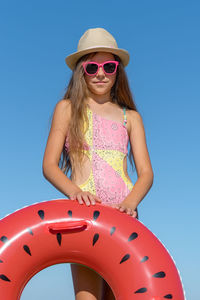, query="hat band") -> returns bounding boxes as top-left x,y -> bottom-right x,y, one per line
78,45 -> 117,51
